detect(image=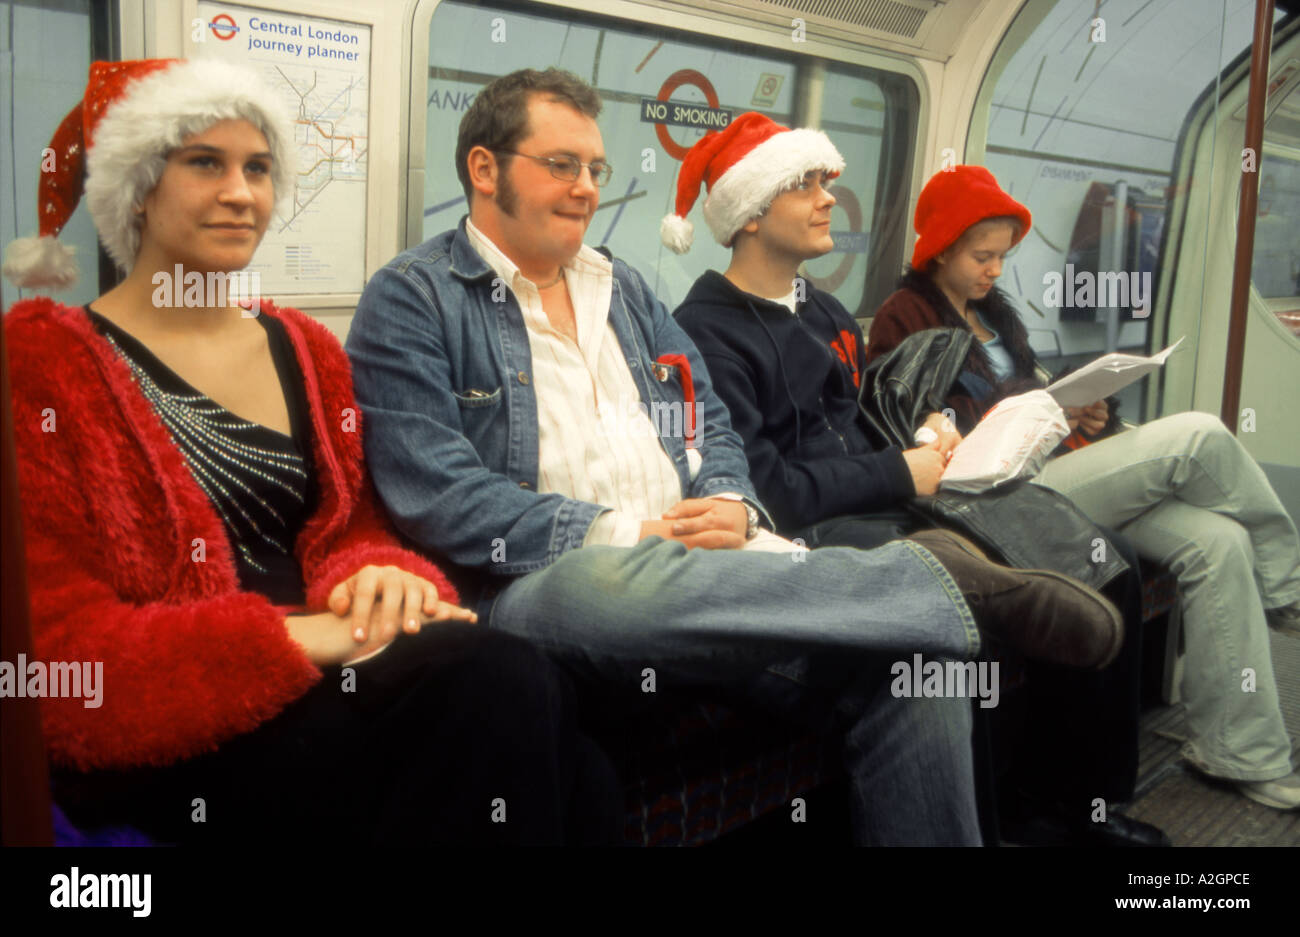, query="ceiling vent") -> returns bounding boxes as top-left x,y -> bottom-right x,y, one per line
755,0 -> 935,40
644,0 -> 966,59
